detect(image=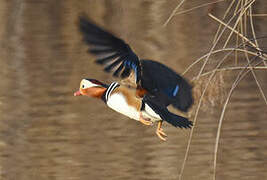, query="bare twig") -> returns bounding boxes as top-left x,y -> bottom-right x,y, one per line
163,0 -> 187,27
183,47 -> 264,75
197,0 -> 255,79
192,66 -> 267,80
222,0 -> 255,48
179,44 -> 241,180
213,56 -> 262,180
208,13 -> 259,50
174,0 -> 225,16
241,7 -> 267,105
249,7 -> 267,66
213,0 -> 236,44
248,14 -> 267,17
208,10 -> 267,105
